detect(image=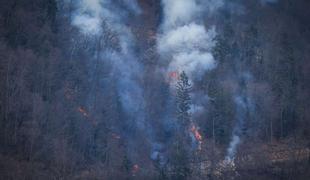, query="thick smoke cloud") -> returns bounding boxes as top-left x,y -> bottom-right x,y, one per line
70,0 -> 146,130
159,23 -> 217,79
158,0 -> 223,152
158,0 -> 223,121
161,0 -> 201,29
158,0 -> 221,80
71,0 -> 141,36
71,0 -> 103,35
